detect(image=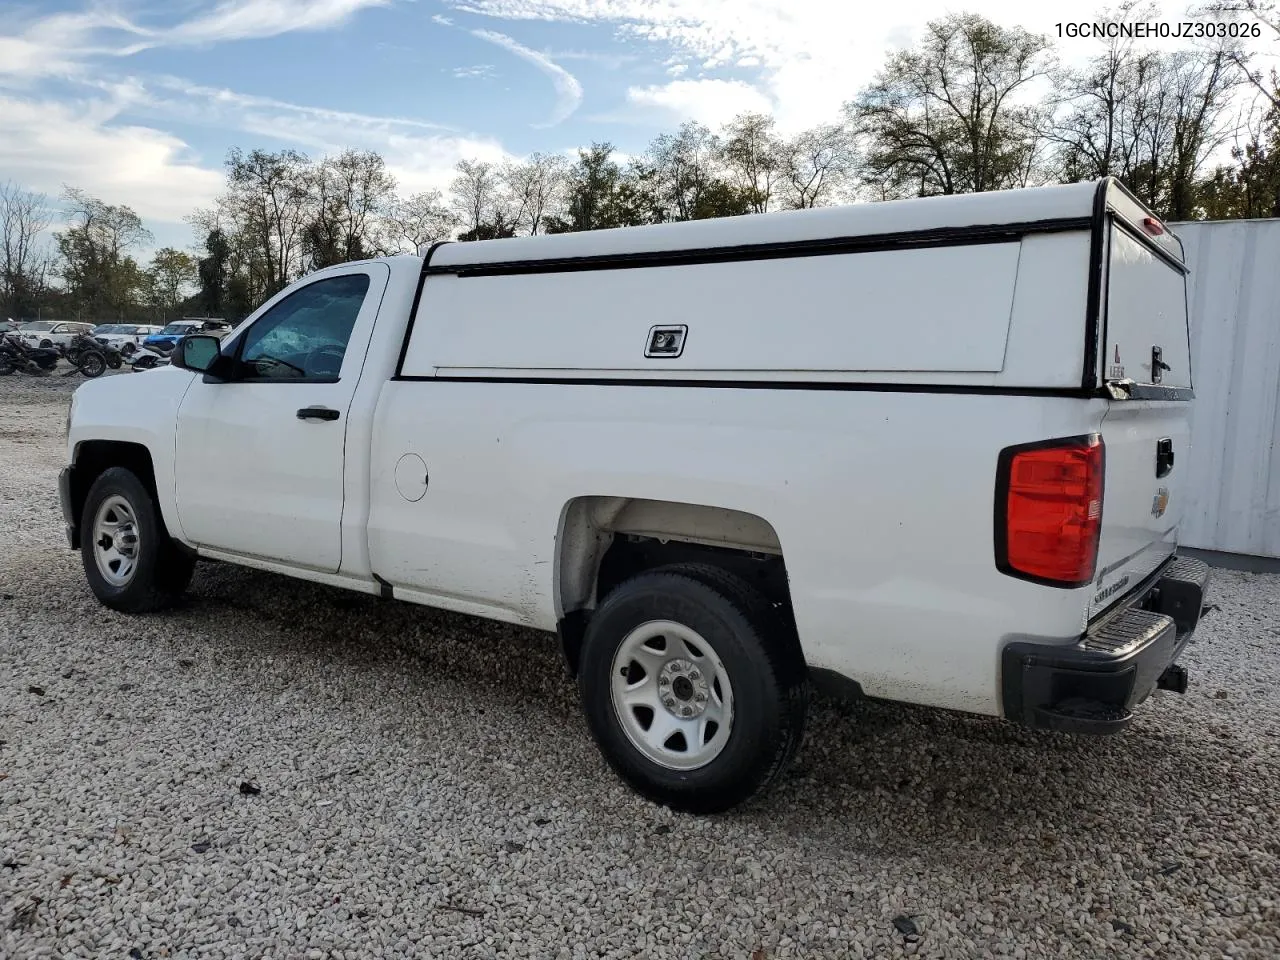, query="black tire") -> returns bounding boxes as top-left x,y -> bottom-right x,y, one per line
106,352 -> 122,369
80,467 -> 195,613
0,356 -> 12,376
578,563 -> 808,814
40,338 -> 53,349
121,342 -> 136,356
78,351 -> 106,378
